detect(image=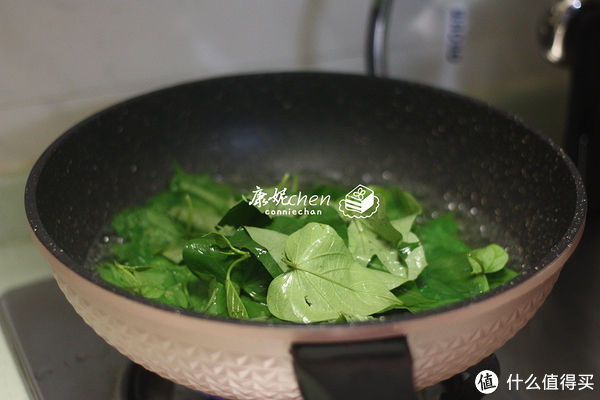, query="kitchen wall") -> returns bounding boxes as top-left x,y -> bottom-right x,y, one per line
0,0 -> 567,173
